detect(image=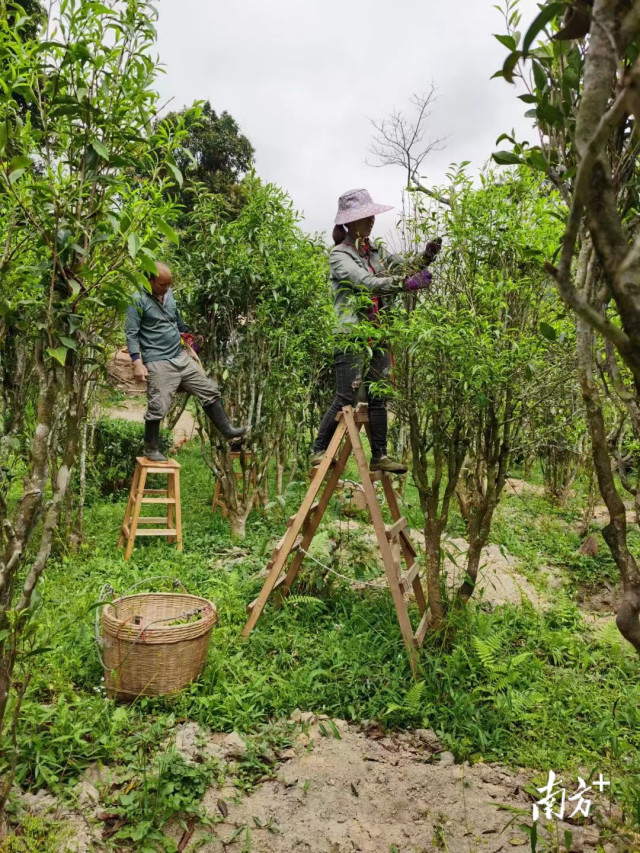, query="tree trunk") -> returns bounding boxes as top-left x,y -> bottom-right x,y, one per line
423,516 -> 445,627
229,511 -> 248,539
577,314 -> 640,652
578,460 -> 597,537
